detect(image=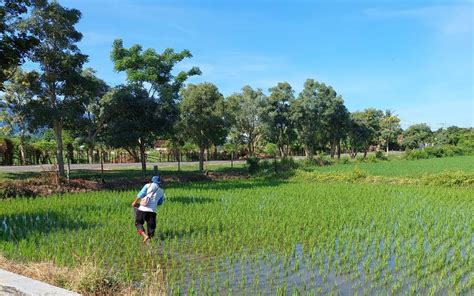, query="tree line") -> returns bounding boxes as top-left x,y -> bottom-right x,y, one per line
1,1 -> 472,176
